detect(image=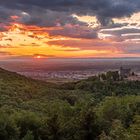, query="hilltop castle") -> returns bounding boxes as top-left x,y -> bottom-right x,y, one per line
119,67 -> 132,78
